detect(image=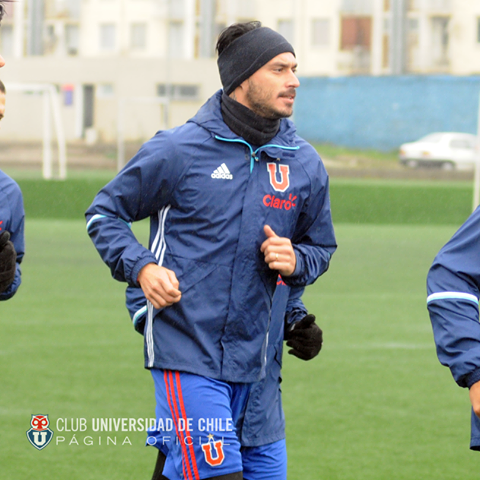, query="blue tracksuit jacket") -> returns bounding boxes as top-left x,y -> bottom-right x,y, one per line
86,90 -> 336,383
427,206 -> 480,449
240,279 -> 306,447
0,170 -> 24,300
125,278 -> 306,447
